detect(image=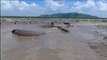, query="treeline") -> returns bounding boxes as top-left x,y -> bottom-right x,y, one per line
1,16 -> 106,19
1,16 -> 40,18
